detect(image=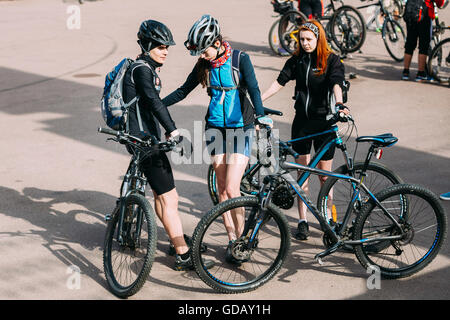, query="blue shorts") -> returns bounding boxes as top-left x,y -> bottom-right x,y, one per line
205,125 -> 254,157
